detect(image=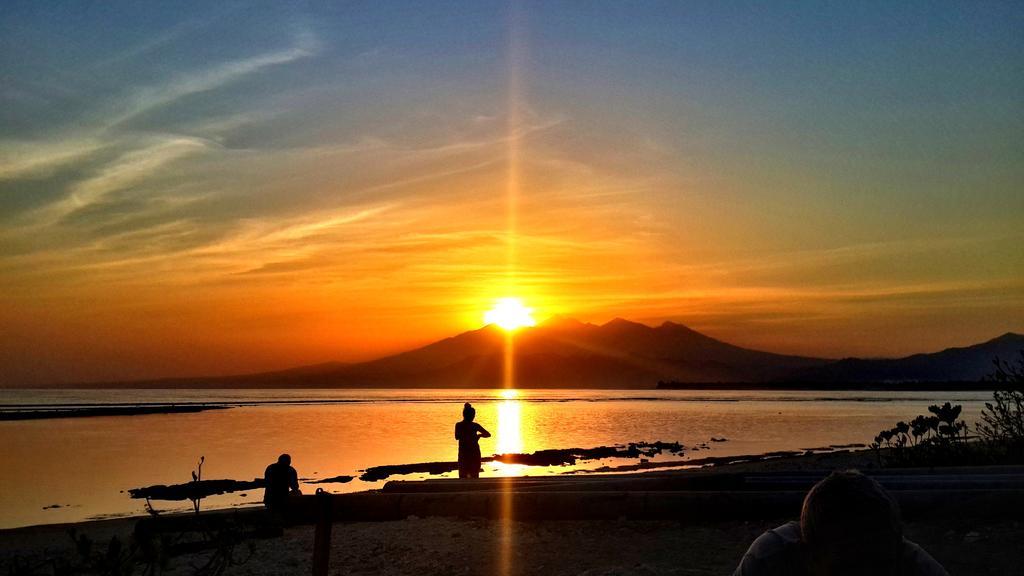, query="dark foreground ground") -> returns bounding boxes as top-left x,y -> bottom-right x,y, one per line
1,514 -> 1020,575
3,450 -> 1023,575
